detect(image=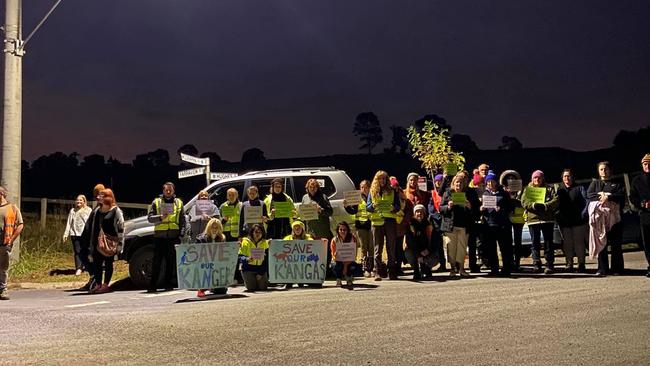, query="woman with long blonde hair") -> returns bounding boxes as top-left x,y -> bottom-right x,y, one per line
365,170 -> 401,280
63,194 -> 92,276
195,218 -> 227,297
